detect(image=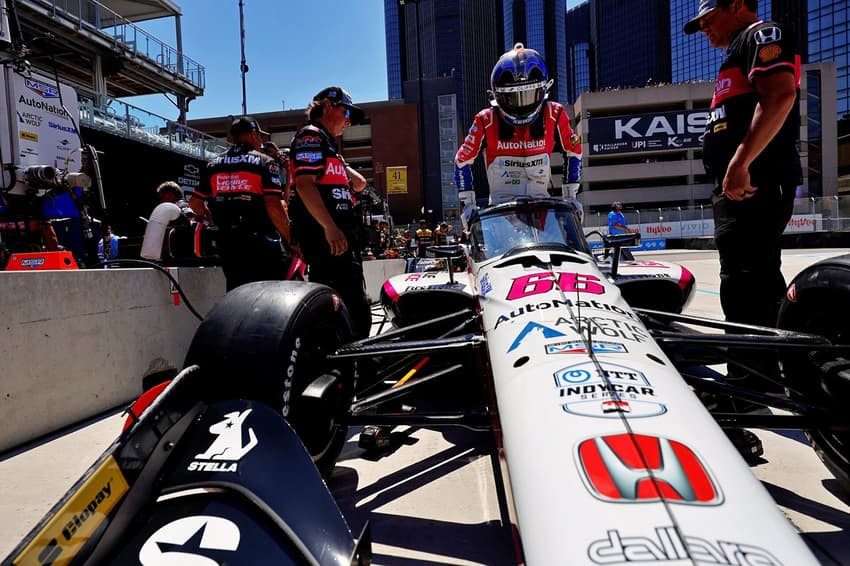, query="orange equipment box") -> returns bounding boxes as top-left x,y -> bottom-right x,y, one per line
5,251 -> 79,270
